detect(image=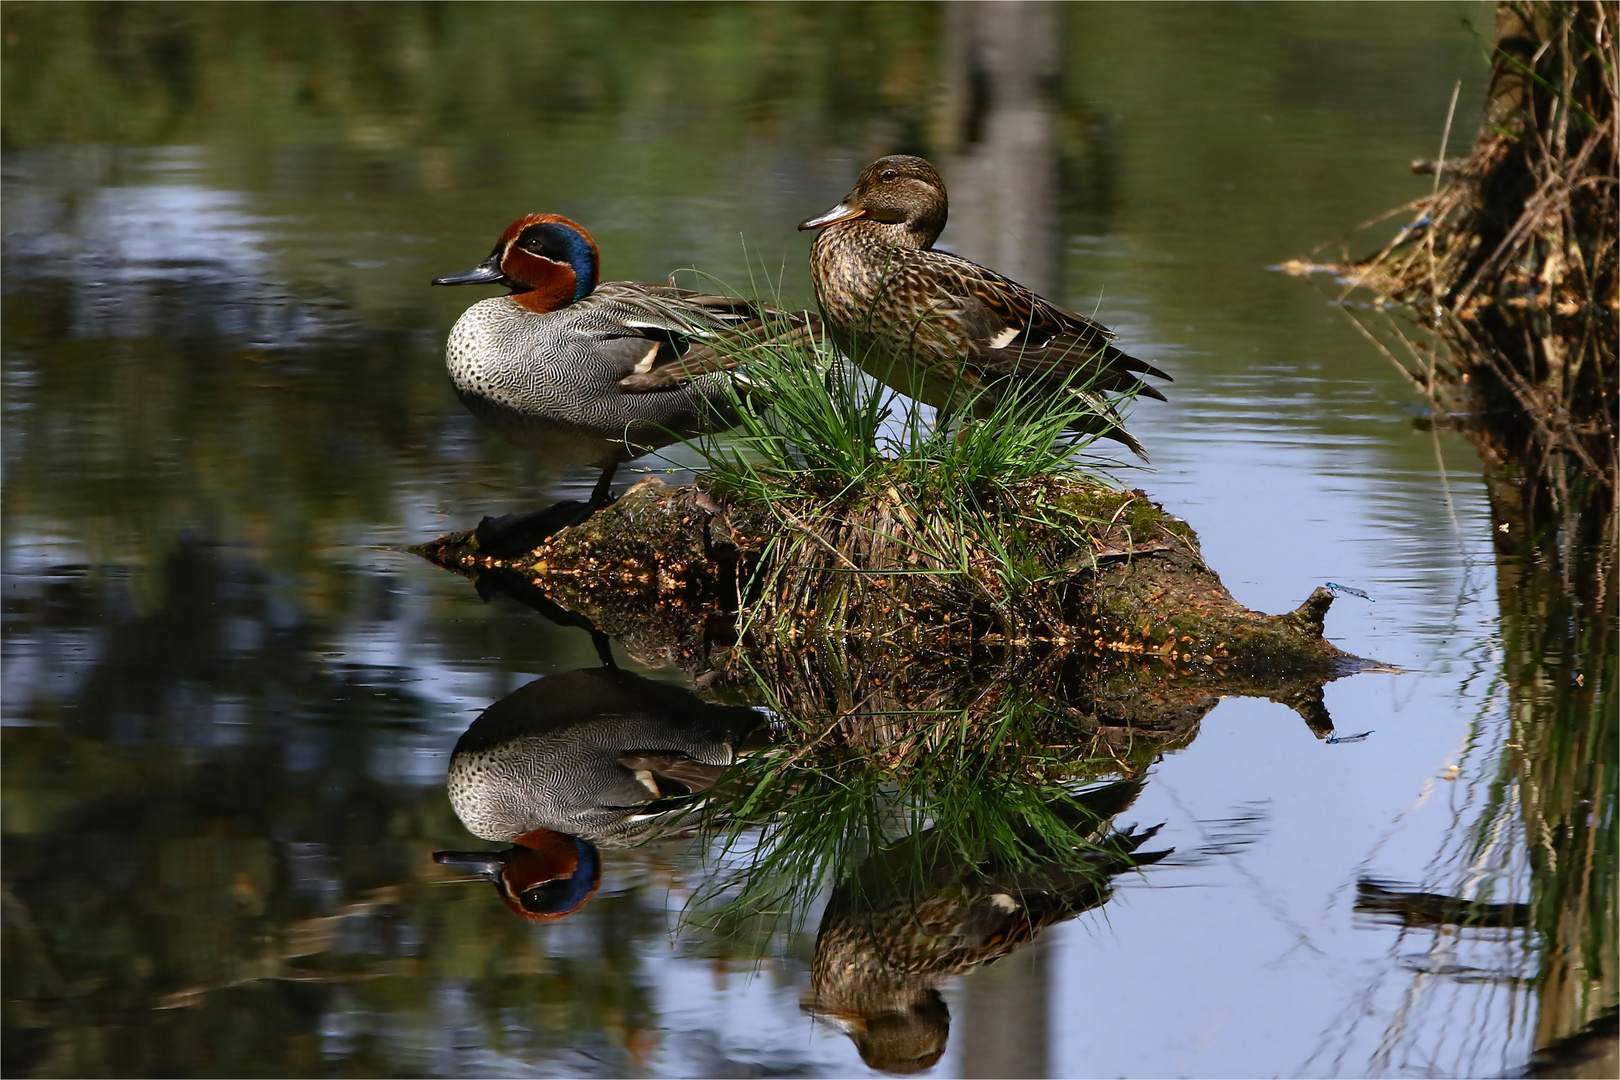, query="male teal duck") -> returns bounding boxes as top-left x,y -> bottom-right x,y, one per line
434,214 -> 818,506
800,156 -> 1169,456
